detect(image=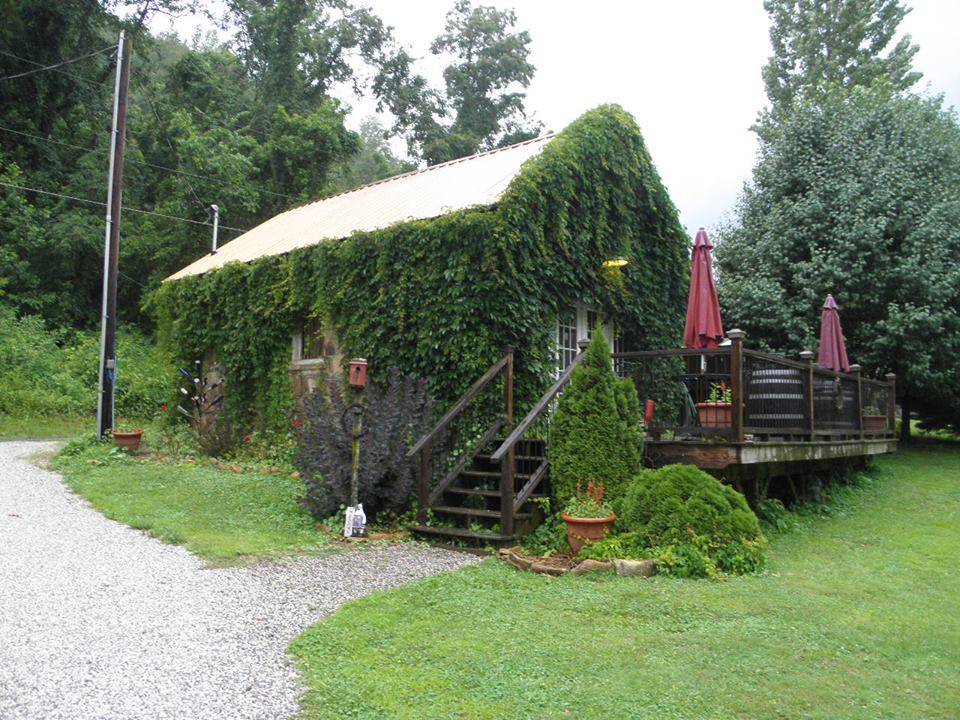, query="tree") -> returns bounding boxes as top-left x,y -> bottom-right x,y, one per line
378,0 -> 540,165
337,116 -> 415,188
760,0 -> 921,125
715,85 -> 960,436
547,331 -> 644,508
